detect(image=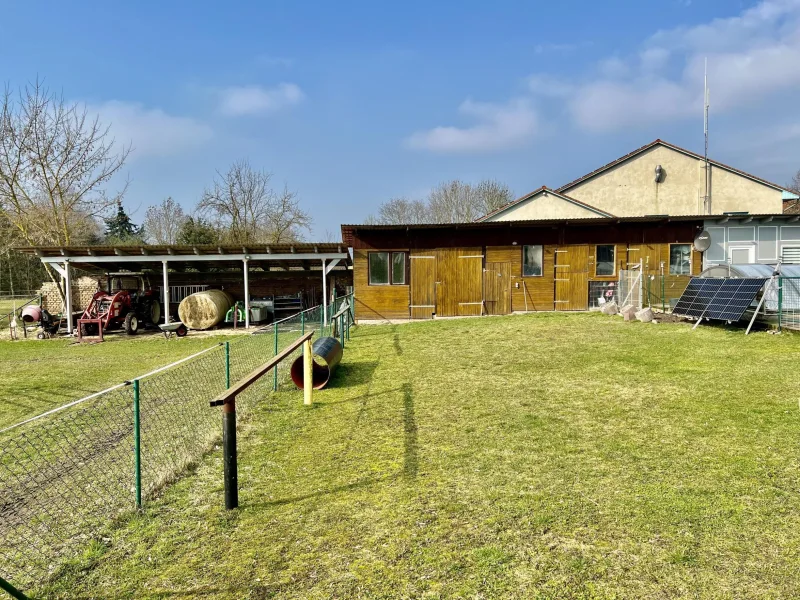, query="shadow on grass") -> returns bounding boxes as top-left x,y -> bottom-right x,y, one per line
327,360 -> 379,389
319,386 -> 405,407
251,471 -> 400,508
403,383 -> 417,479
